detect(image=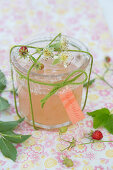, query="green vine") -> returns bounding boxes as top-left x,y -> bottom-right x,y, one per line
10,33 -> 93,130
